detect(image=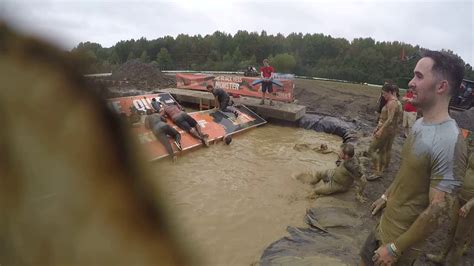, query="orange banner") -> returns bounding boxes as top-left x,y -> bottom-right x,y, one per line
176,73 -> 295,102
